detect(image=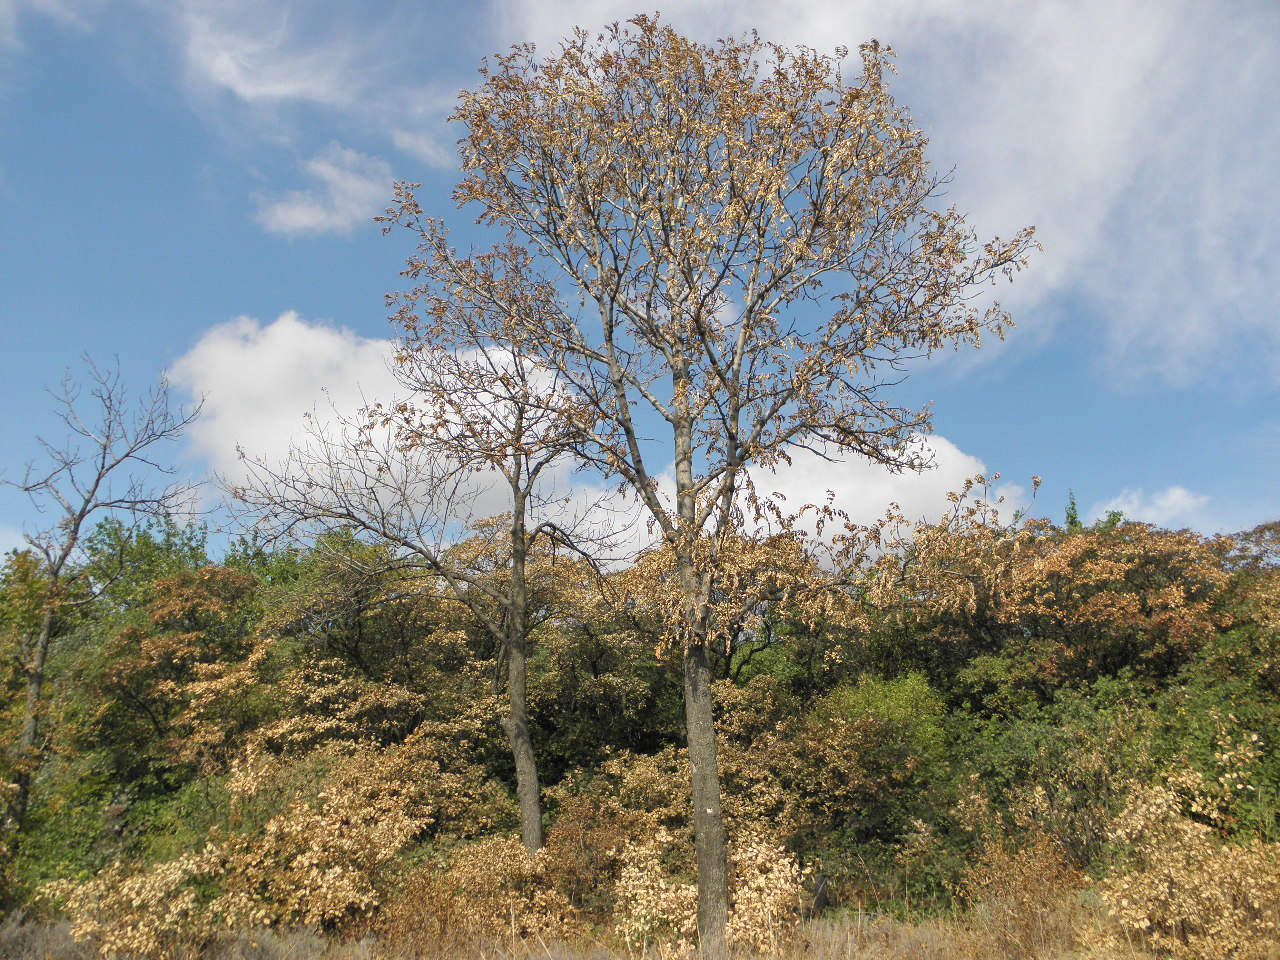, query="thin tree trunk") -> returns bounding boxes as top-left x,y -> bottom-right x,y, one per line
685,639 -> 730,958
503,636 -> 543,852
504,486 -> 544,852
9,606 -> 54,828
672,396 -> 731,956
